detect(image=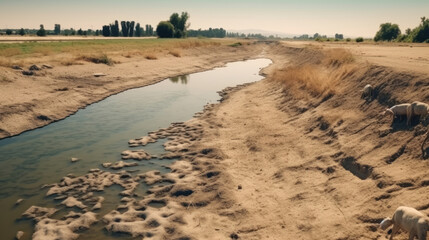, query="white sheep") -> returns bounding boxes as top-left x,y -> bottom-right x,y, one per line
361,84 -> 373,100
380,206 -> 429,240
383,103 -> 411,125
407,101 -> 429,126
